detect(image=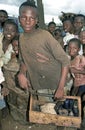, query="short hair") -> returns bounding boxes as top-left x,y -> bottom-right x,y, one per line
19,1 -> 38,15
3,19 -> 18,32
54,28 -> 62,35
74,14 -> 85,21
0,10 -> 8,16
68,38 -> 81,49
48,21 -> 56,27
